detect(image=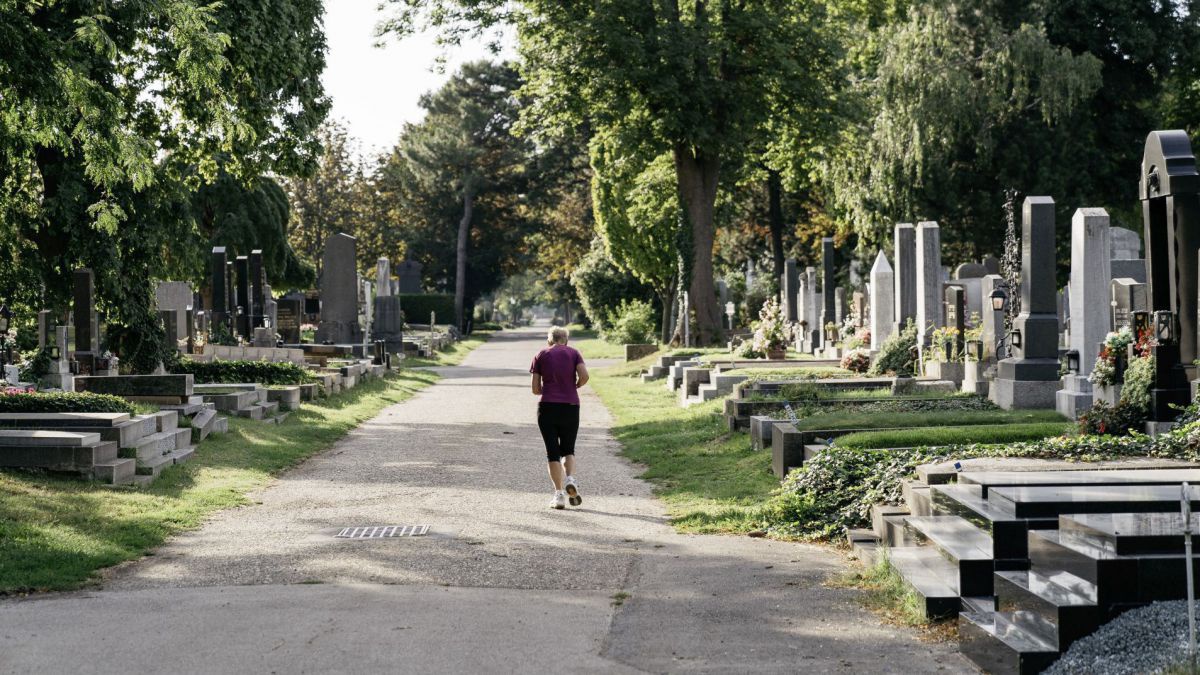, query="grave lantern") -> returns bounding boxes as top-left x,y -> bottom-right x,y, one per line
1062,349 -> 1081,375
0,305 -> 9,332
825,323 -> 838,343
1133,311 -> 1151,338
49,343 -> 60,360
966,339 -> 983,362
1155,310 -> 1176,344
1010,328 -> 1022,350
989,287 -> 1008,312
